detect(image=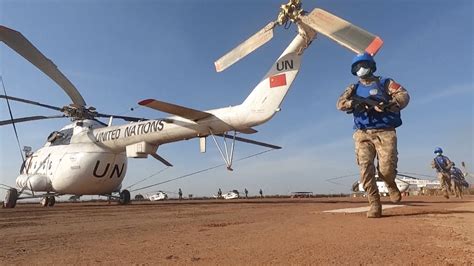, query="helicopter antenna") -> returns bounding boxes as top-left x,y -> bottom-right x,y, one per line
130,148 -> 277,193
1,76 -> 24,162
124,167 -> 170,190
